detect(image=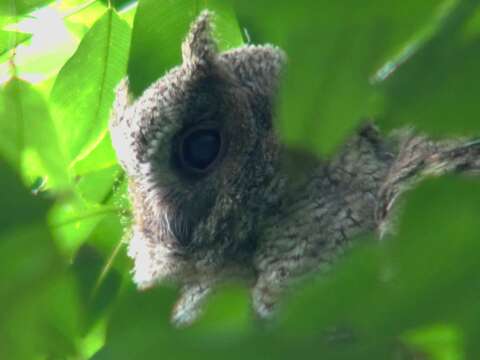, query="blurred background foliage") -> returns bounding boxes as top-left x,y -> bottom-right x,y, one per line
0,0 -> 480,359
